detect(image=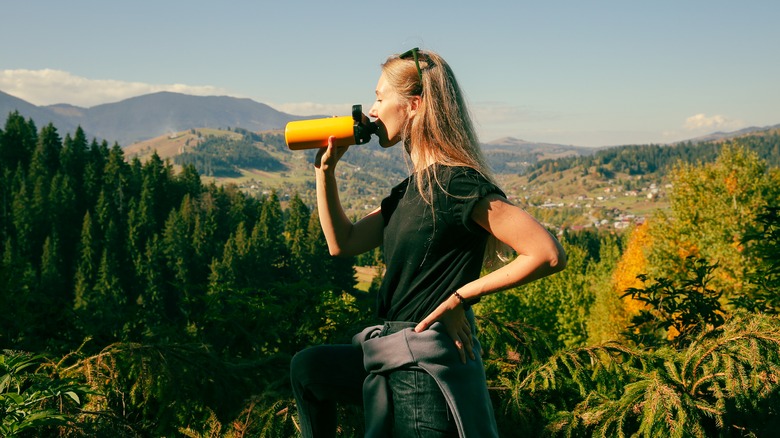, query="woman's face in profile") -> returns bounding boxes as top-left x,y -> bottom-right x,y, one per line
369,73 -> 410,148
